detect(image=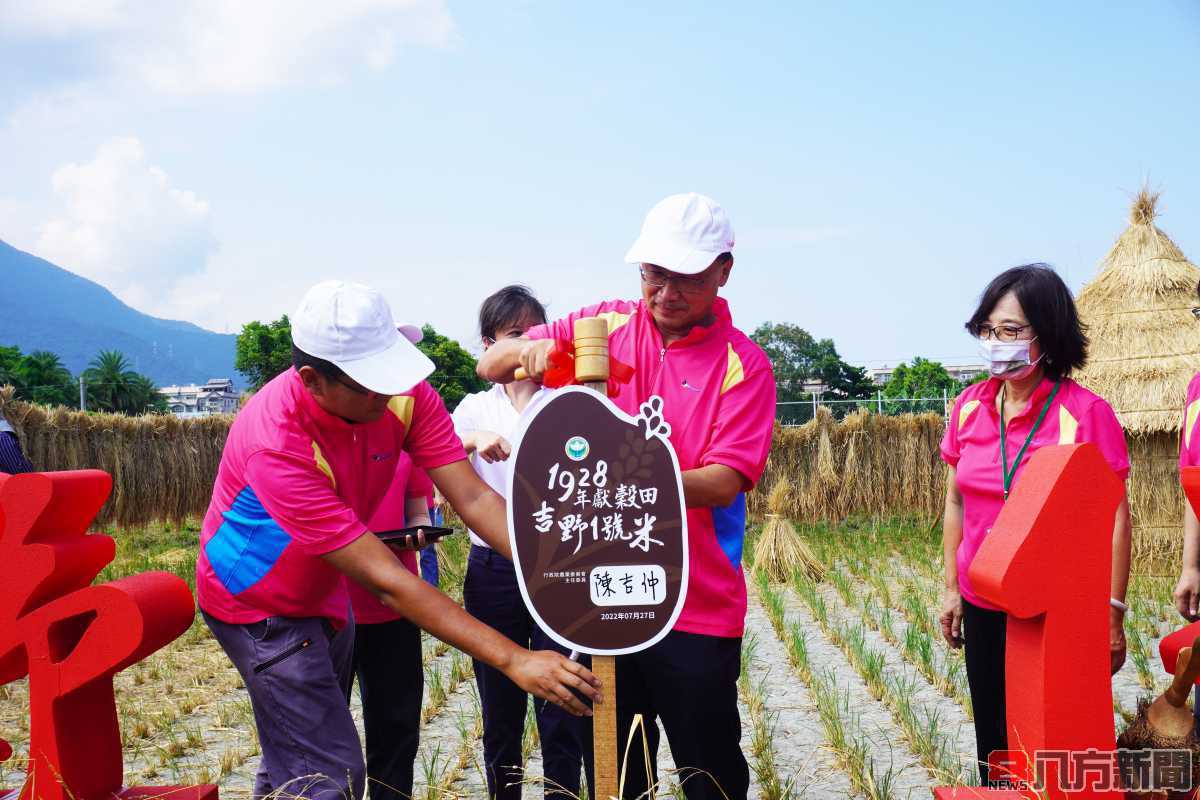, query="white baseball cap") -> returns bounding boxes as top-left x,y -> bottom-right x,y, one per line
623,192 -> 735,275
292,281 -> 435,395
